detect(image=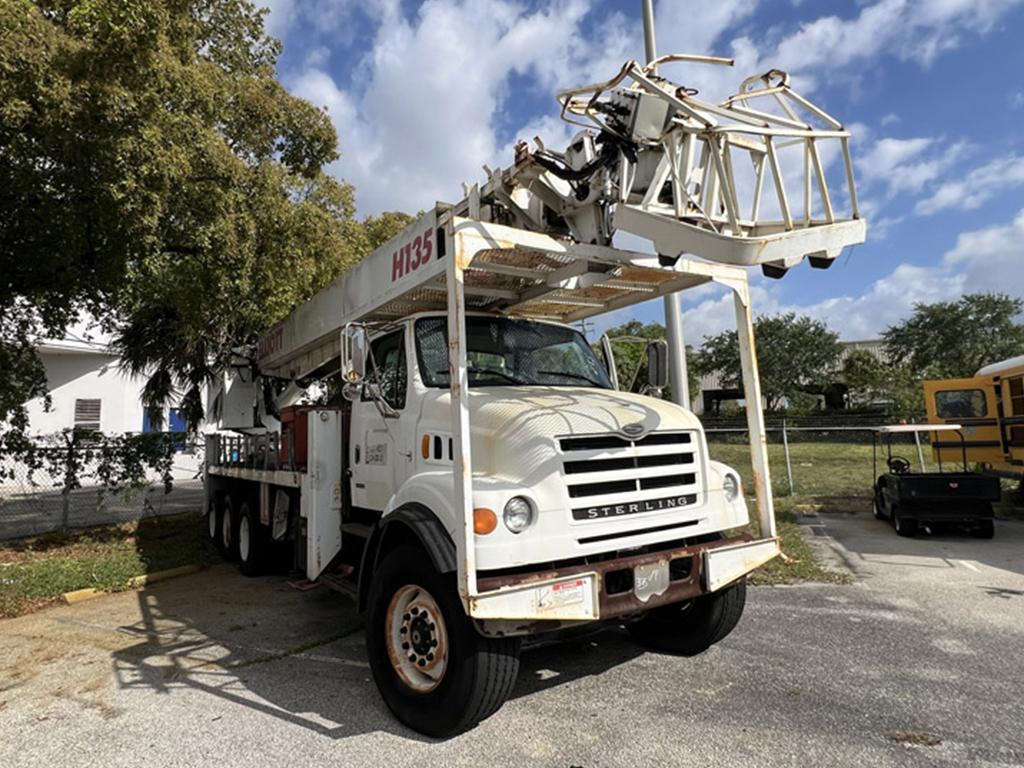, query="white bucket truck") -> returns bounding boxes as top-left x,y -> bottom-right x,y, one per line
204,55 -> 864,735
